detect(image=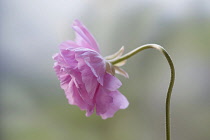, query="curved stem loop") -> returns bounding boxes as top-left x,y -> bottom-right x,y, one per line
110,44 -> 175,140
